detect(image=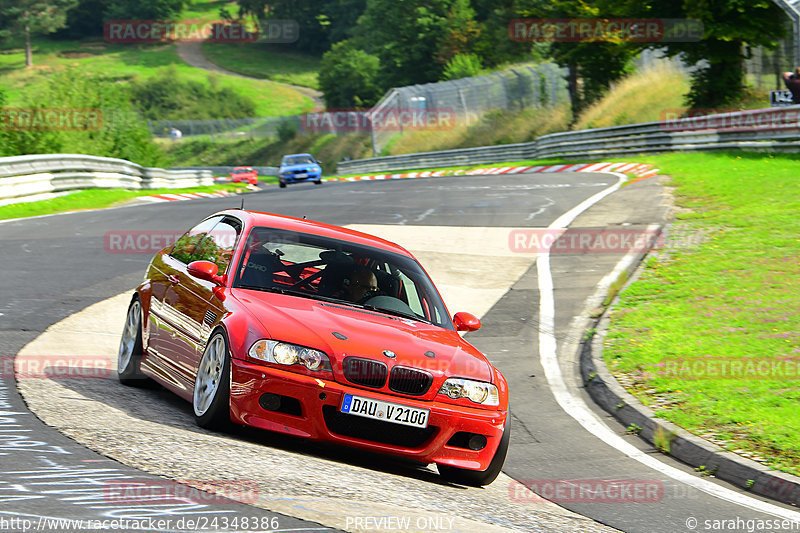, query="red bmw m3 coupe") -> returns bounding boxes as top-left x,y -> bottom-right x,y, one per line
118,209 -> 509,485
